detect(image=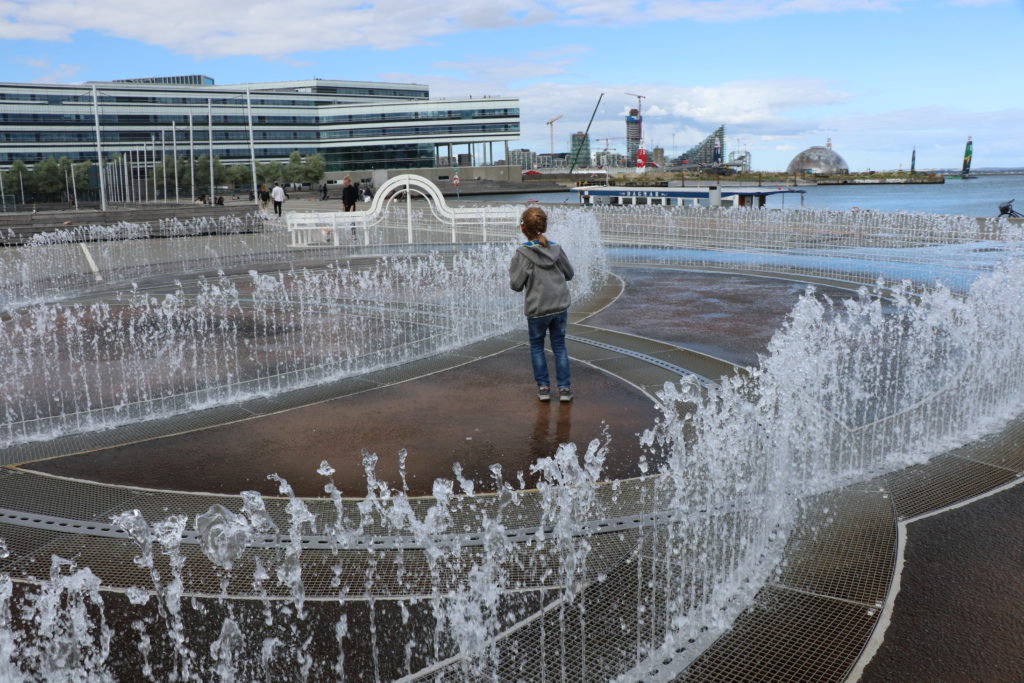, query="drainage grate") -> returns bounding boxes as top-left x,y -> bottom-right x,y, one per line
678,584 -> 880,682
774,488 -> 896,608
